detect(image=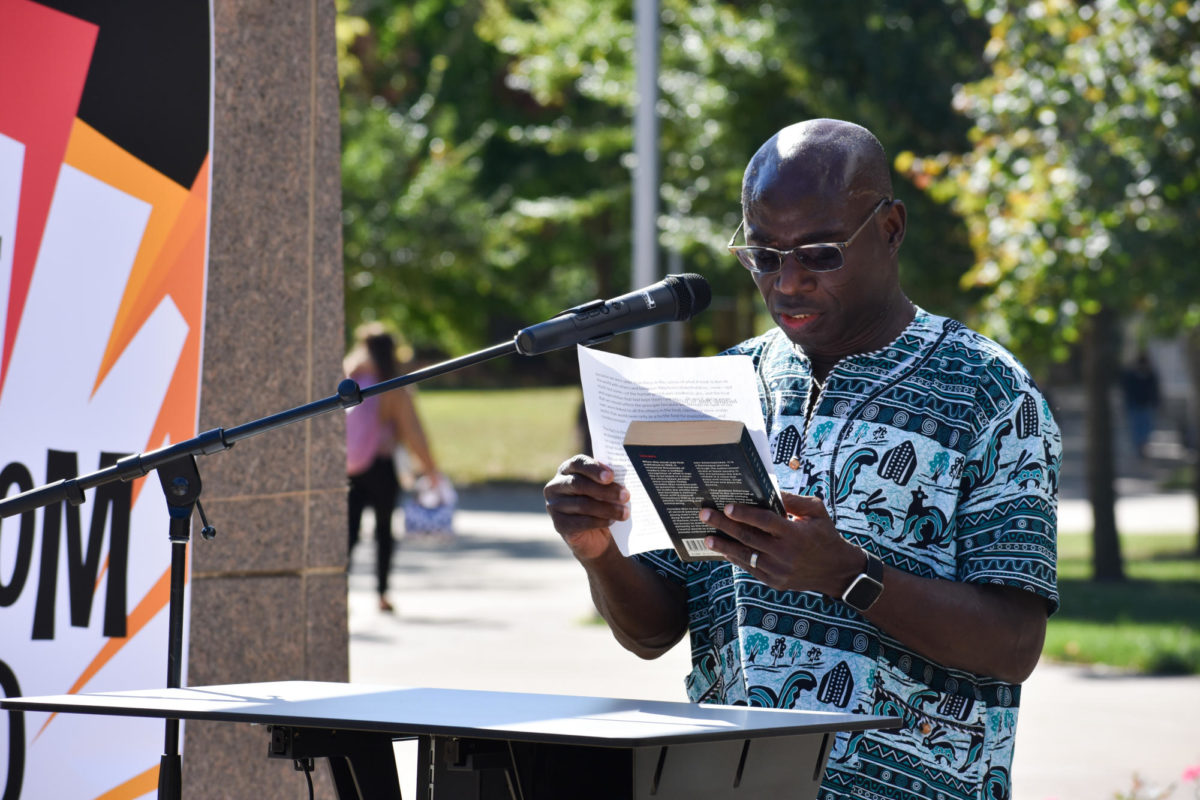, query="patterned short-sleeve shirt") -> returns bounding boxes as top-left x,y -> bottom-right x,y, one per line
633,310 -> 1060,800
